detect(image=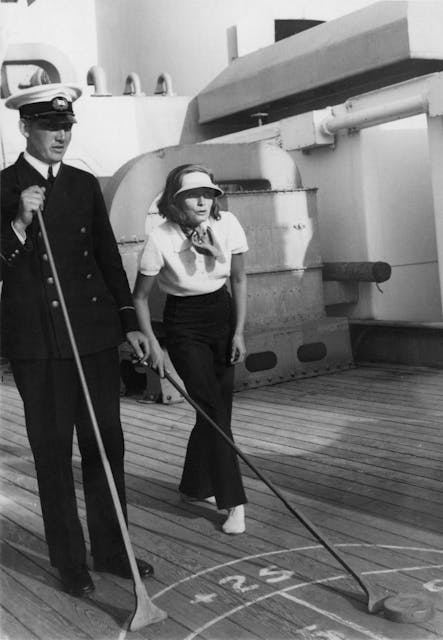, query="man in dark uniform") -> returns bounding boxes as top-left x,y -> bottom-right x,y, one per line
0,83 -> 153,597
